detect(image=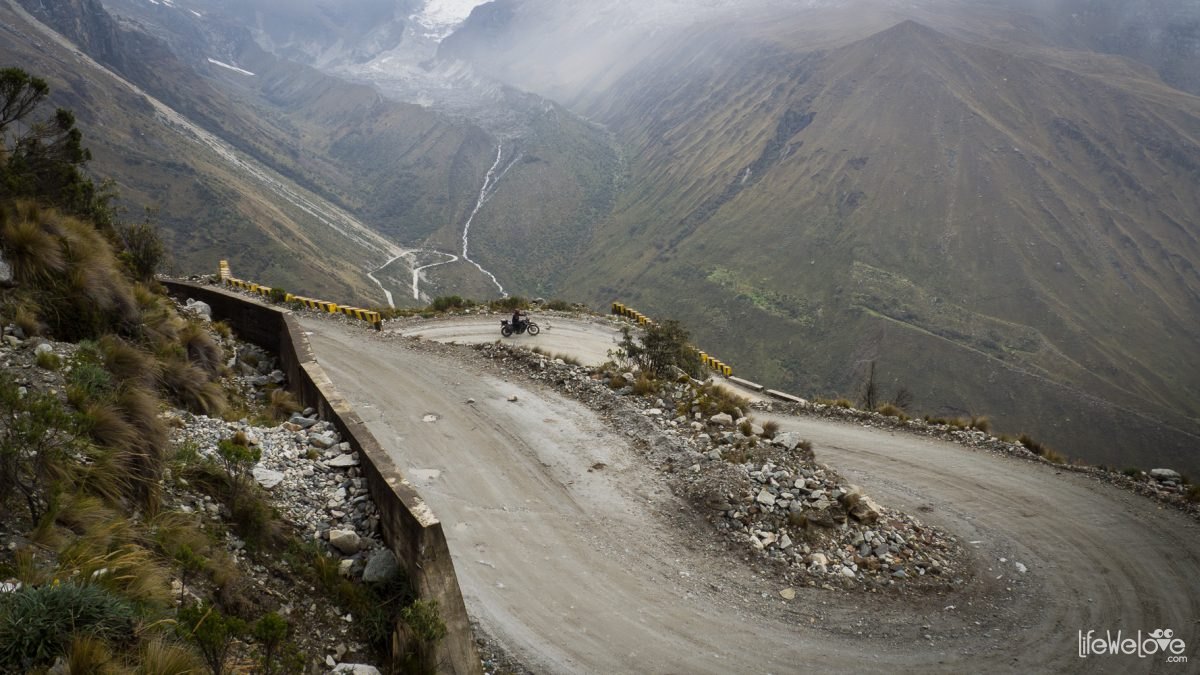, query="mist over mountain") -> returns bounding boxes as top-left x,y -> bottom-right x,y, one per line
439,0 -> 1200,473
4,0 -> 1197,473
